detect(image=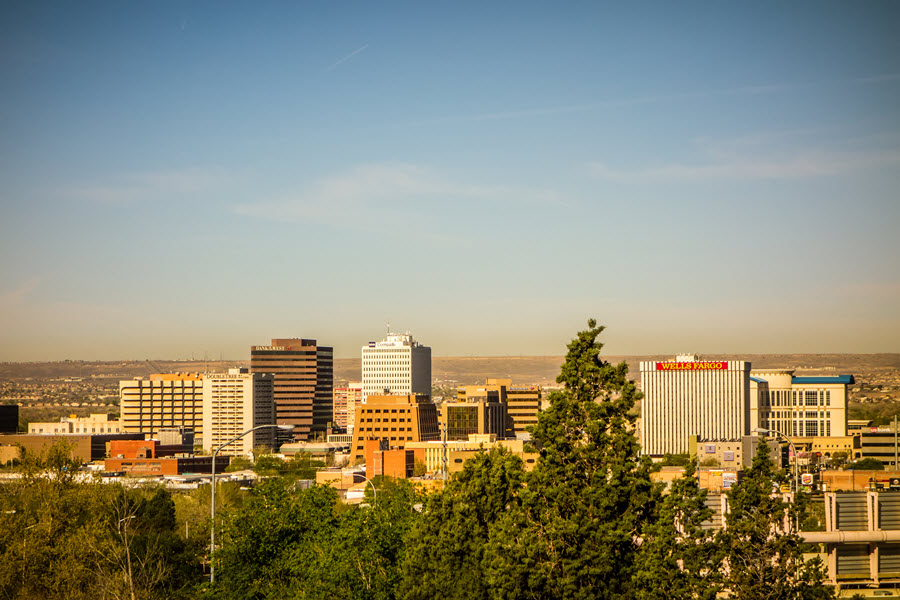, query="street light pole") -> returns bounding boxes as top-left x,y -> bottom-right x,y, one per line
210,423 -> 292,584
354,473 -> 377,507
754,427 -> 799,495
